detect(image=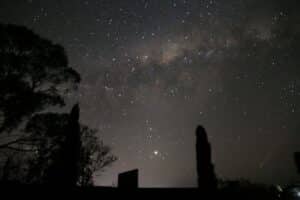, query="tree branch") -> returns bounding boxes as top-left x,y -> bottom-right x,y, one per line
6,146 -> 37,152
0,137 -> 42,150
